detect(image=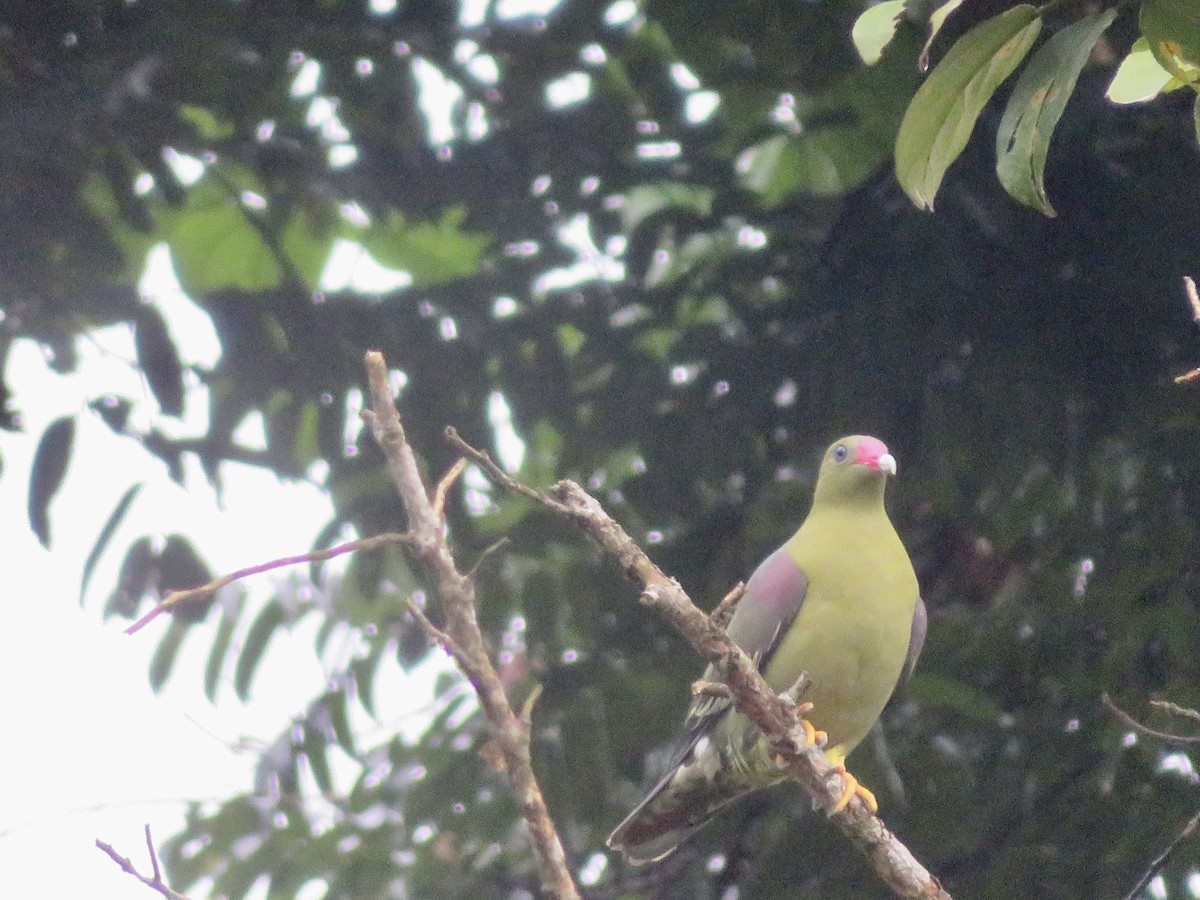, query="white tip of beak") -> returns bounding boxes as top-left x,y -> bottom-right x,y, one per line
879,453 -> 897,476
